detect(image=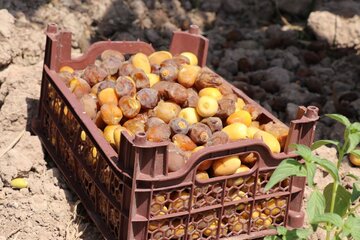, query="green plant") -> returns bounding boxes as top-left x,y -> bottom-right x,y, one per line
264,114 -> 360,240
